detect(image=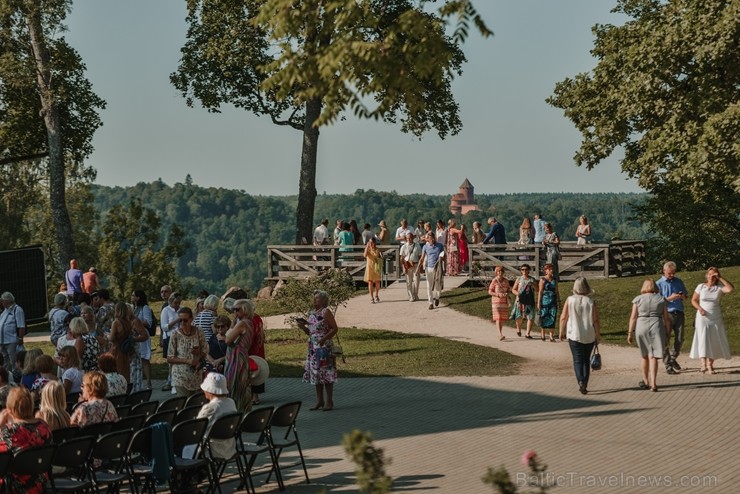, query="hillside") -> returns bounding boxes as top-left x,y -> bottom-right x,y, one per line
91,180 -> 651,294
